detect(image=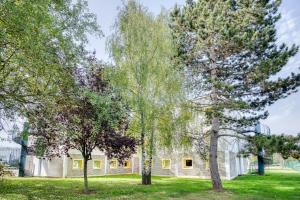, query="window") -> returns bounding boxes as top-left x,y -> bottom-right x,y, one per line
110,159 -> 118,169
145,159 -> 153,168
182,158 -> 193,169
73,159 -> 83,170
93,160 -> 102,169
123,160 -> 131,168
162,159 -> 171,169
